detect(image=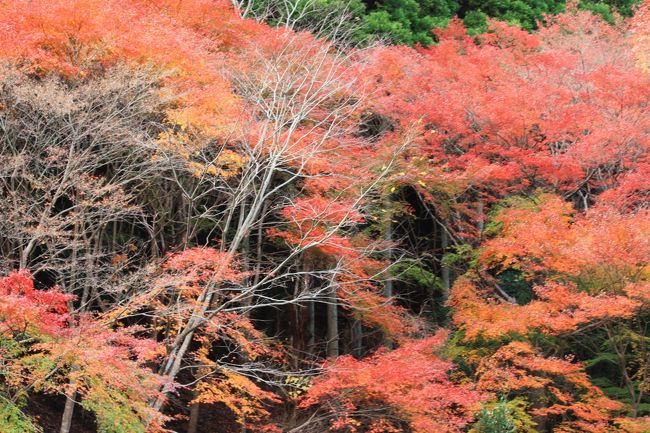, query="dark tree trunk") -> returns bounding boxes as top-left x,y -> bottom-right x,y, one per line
187,402 -> 200,433
326,283 -> 339,358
